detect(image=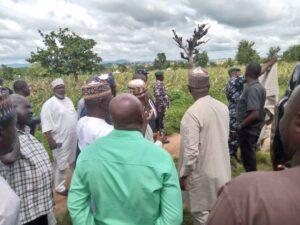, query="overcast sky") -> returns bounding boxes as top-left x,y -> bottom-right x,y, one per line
0,0 -> 299,64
